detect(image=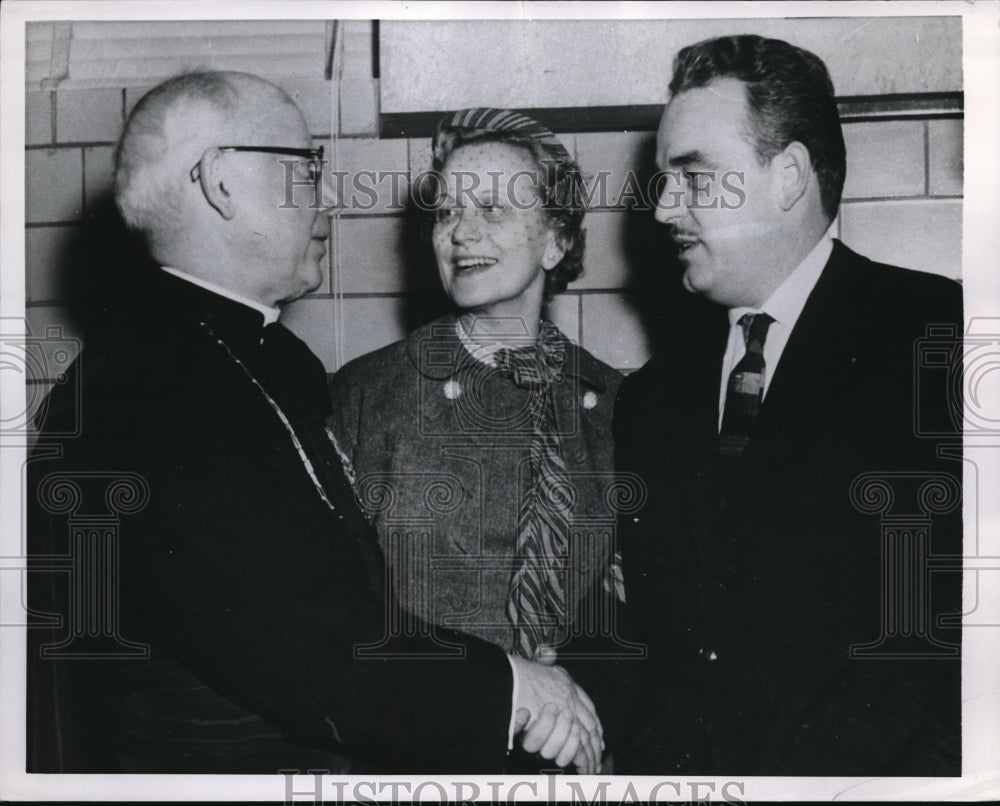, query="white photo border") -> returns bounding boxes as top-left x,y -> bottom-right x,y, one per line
2,1 -> 997,802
